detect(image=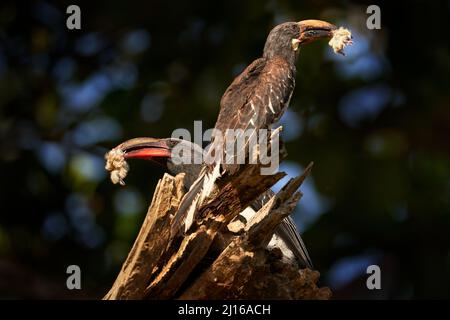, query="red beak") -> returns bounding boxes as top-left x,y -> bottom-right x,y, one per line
116,137 -> 172,160
124,147 -> 171,160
